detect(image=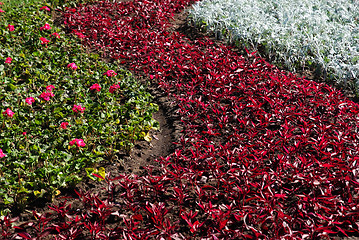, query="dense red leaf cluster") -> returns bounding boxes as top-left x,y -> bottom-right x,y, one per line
4,0 -> 359,238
